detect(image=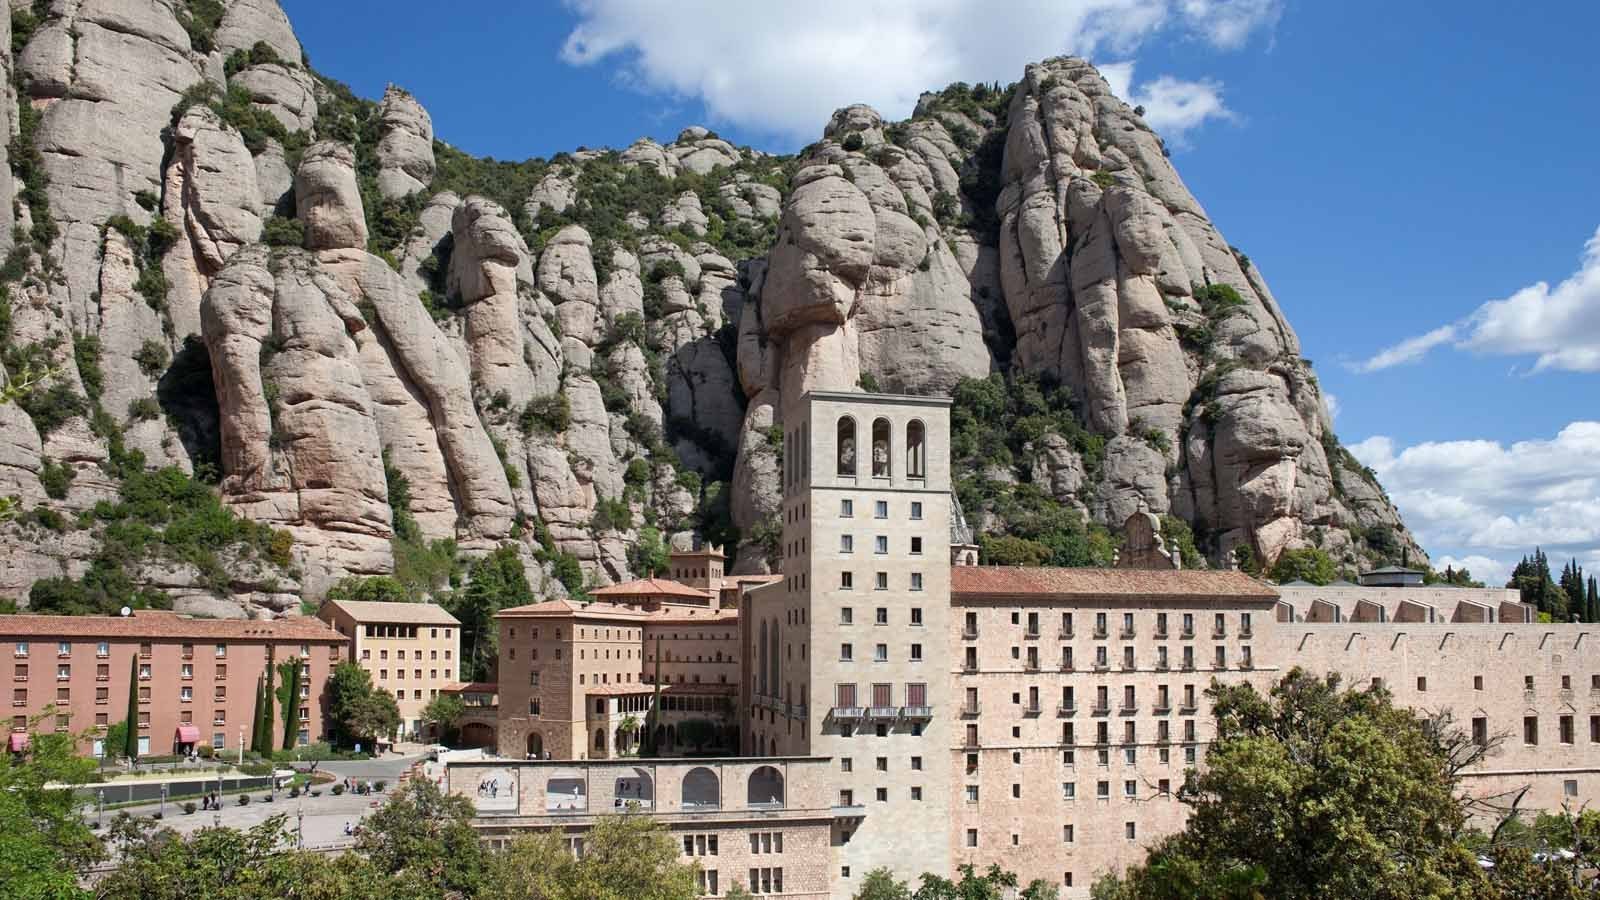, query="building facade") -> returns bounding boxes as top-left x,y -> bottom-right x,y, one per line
450,755 -> 839,899
3,610 -> 345,757
316,599 -> 462,741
